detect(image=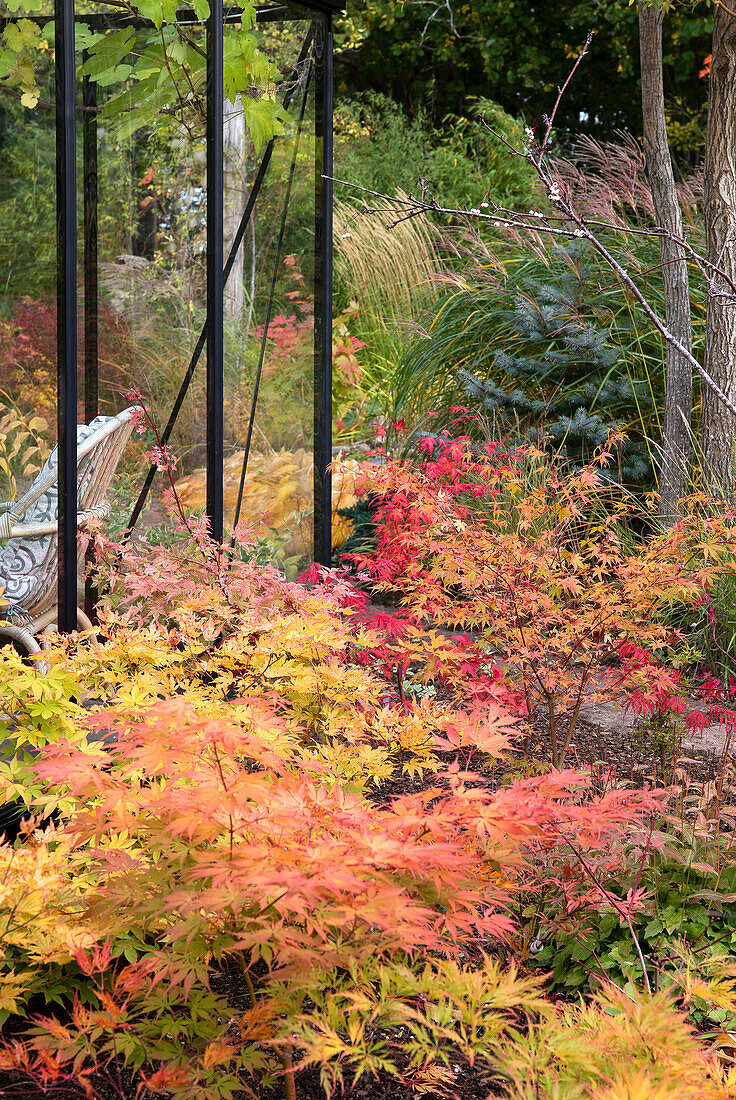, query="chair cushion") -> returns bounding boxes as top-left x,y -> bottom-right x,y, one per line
0,417 -> 114,610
